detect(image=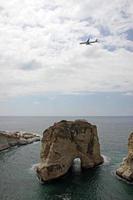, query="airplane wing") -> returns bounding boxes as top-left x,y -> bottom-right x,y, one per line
86,38 -> 90,42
